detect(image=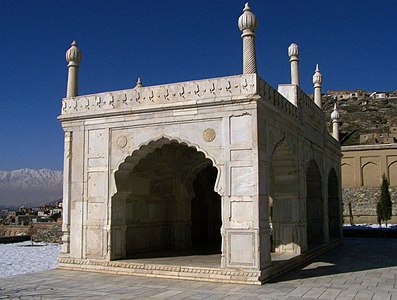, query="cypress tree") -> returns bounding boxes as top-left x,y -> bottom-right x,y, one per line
376,201 -> 382,227
348,202 -> 354,226
379,174 -> 392,227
